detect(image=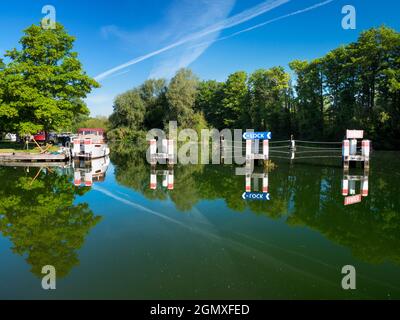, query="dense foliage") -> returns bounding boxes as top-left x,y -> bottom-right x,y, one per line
0,23 -> 99,136
109,26 -> 399,149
